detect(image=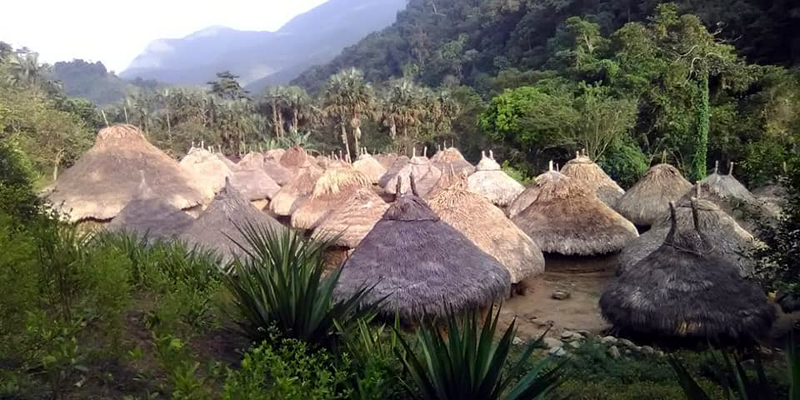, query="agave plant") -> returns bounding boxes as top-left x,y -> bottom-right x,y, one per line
395,306 -> 566,400
224,222 -> 378,348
